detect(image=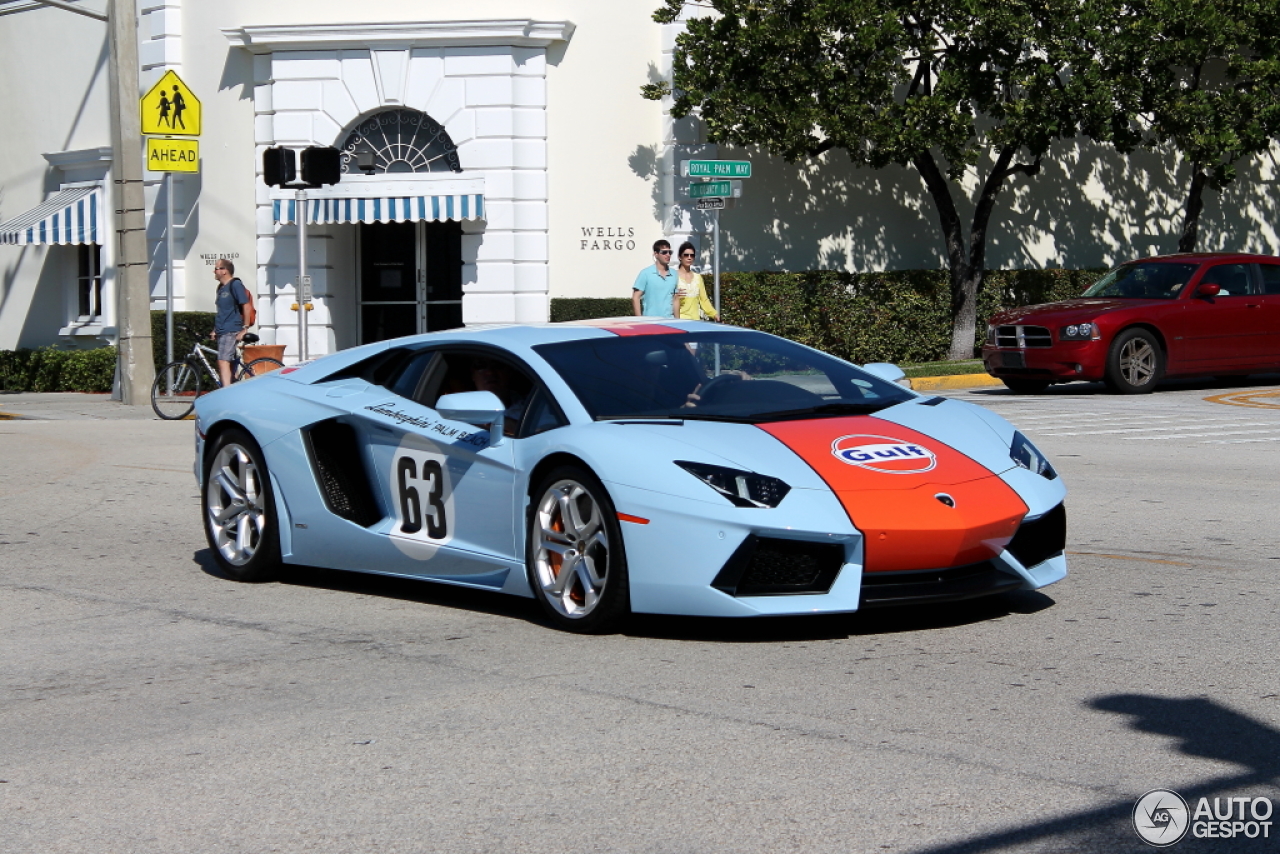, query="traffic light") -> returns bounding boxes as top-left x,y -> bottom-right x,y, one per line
262,147 -> 296,187
301,146 -> 342,186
